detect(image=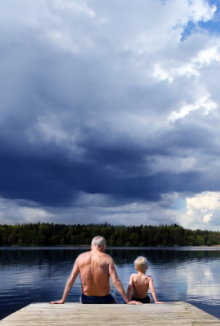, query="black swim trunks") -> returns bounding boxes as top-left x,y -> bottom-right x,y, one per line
81,293 -> 115,304
132,295 -> 150,303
